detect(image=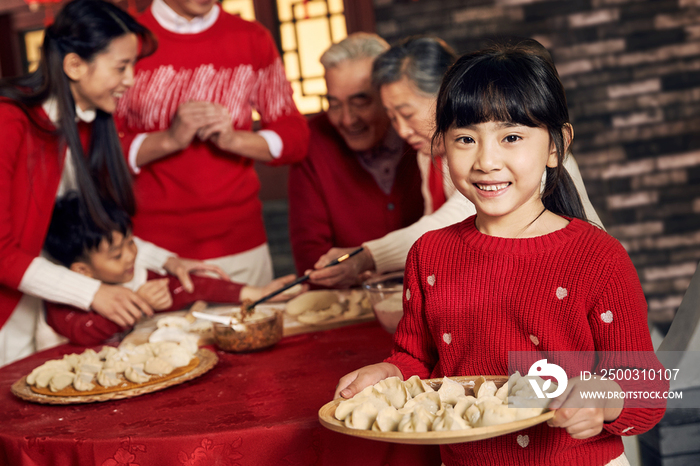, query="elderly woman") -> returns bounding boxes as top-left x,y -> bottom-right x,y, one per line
309,36 -> 602,288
